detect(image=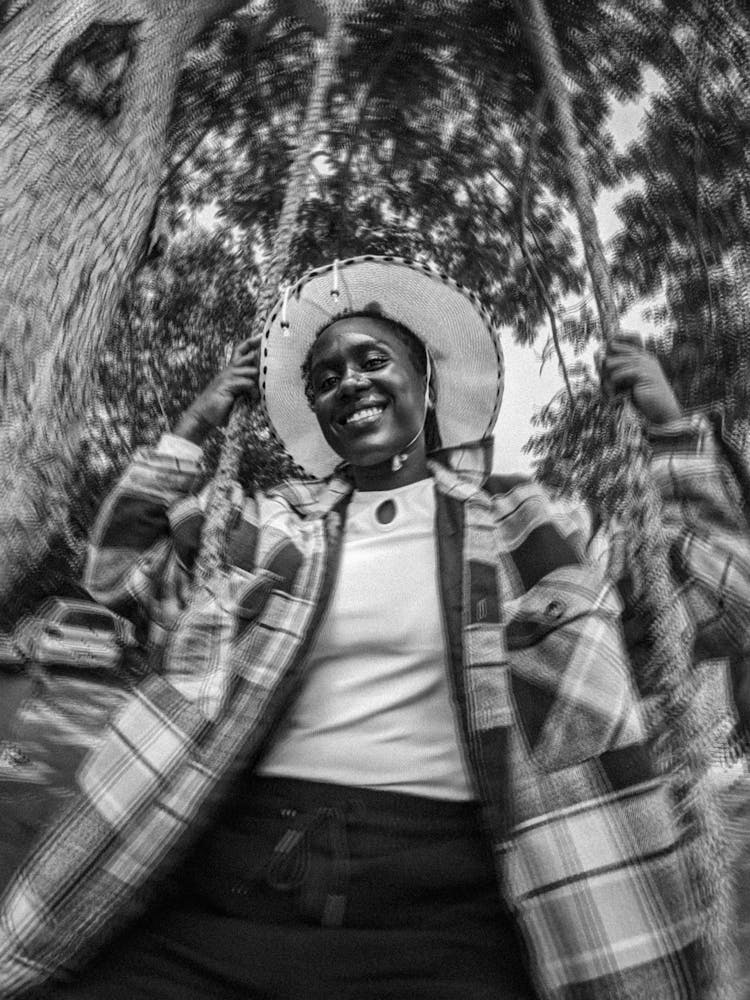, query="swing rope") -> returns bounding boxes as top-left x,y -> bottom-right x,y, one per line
511,1 -> 734,996
195,1 -> 347,584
